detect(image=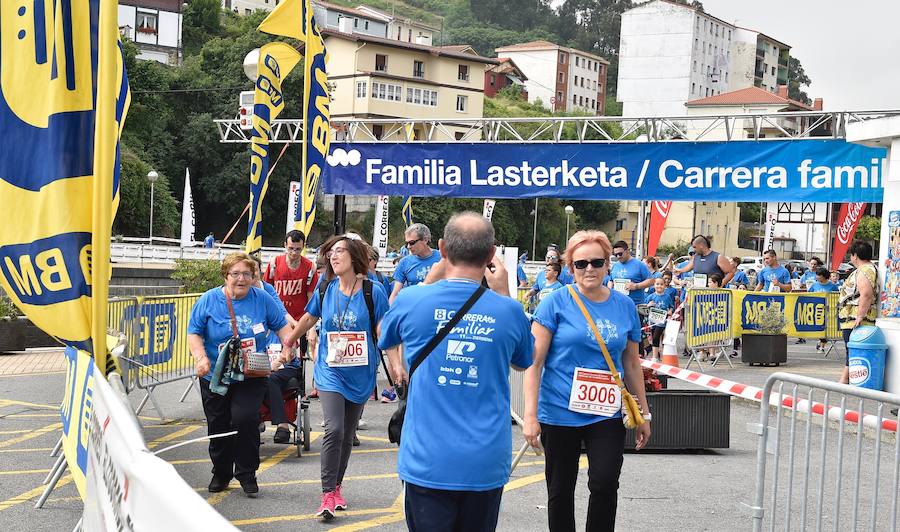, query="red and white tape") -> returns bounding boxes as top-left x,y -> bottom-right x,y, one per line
642,359 -> 898,433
